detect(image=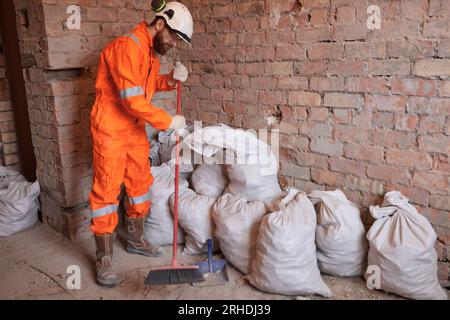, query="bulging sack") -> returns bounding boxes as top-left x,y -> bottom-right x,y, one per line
0,166 -> 40,236
366,191 -> 447,300
225,164 -> 282,201
170,188 -> 218,255
212,193 -> 267,274
191,164 -> 229,197
249,189 -> 332,297
144,161 -> 187,245
309,189 -> 368,277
